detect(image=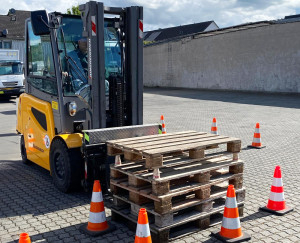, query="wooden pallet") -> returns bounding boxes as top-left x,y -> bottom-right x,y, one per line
111,156 -> 244,214
111,153 -> 244,195
107,131 -> 241,169
113,185 -> 245,227
111,200 -> 245,243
